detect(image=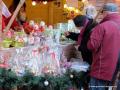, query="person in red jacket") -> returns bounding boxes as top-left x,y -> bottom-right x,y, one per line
2,16 -> 6,31
7,0 -> 27,31
2,1 -> 22,32
2,1 -> 11,31
9,0 -> 27,26
87,3 -> 120,90
3,15 -> 20,31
